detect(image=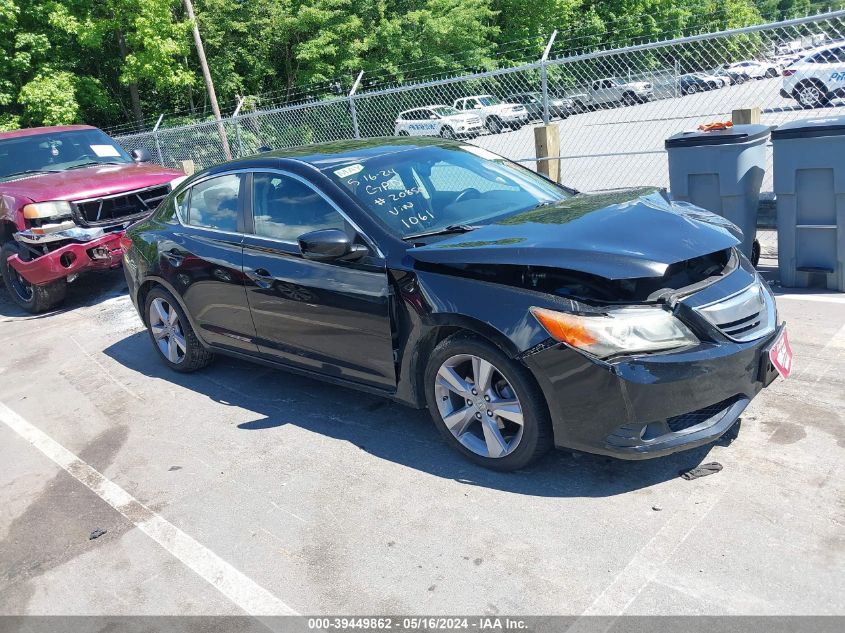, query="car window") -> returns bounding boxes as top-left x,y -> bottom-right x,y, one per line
187,174 -> 241,232
252,172 -> 347,242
